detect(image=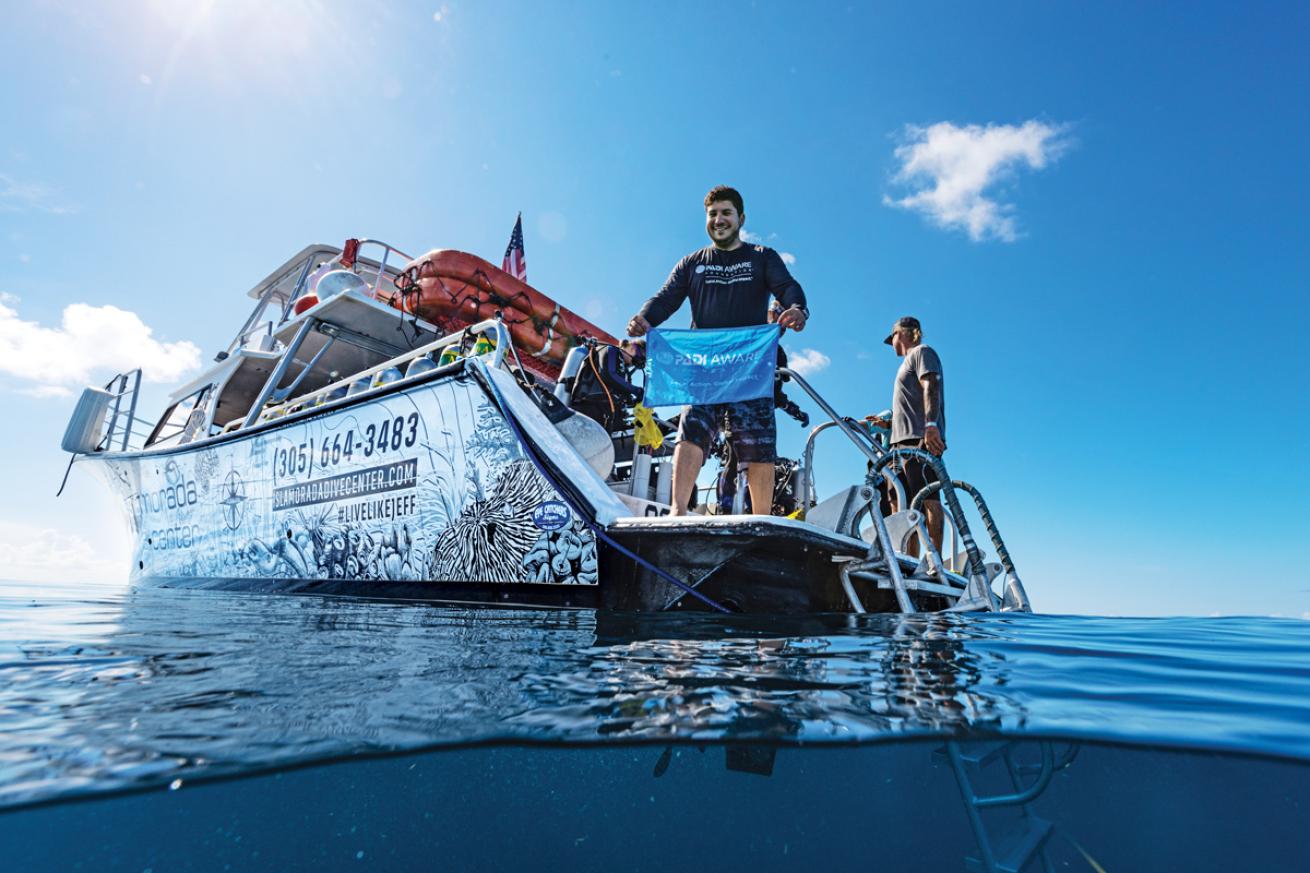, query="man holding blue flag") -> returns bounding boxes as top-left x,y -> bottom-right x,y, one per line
627,185 -> 809,516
